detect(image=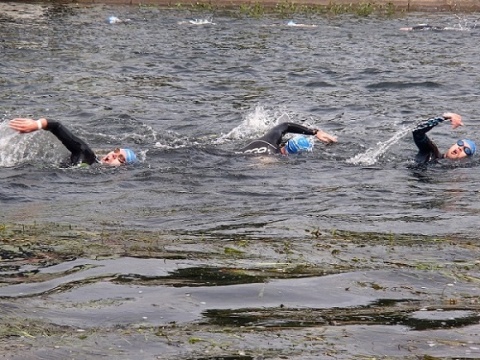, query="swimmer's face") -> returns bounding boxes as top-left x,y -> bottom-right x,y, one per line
101,148 -> 127,166
445,141 -> 472,160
